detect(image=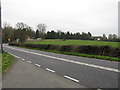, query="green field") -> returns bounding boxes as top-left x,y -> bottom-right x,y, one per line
27,39 -> 119,48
